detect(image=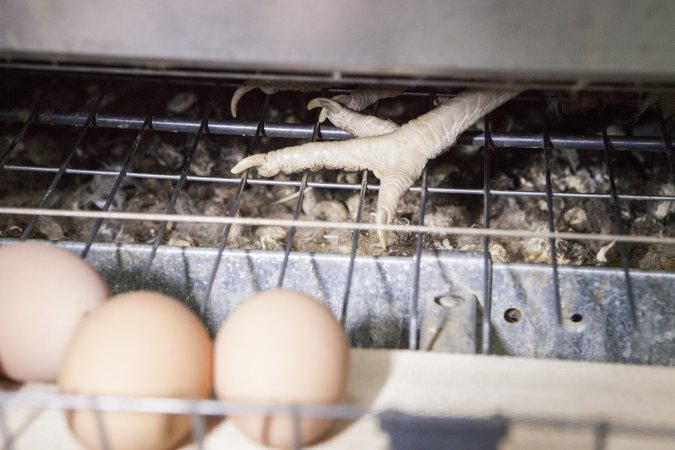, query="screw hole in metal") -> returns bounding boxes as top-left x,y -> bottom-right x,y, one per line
570,313 -> 583,323
504,308 -> 521,323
